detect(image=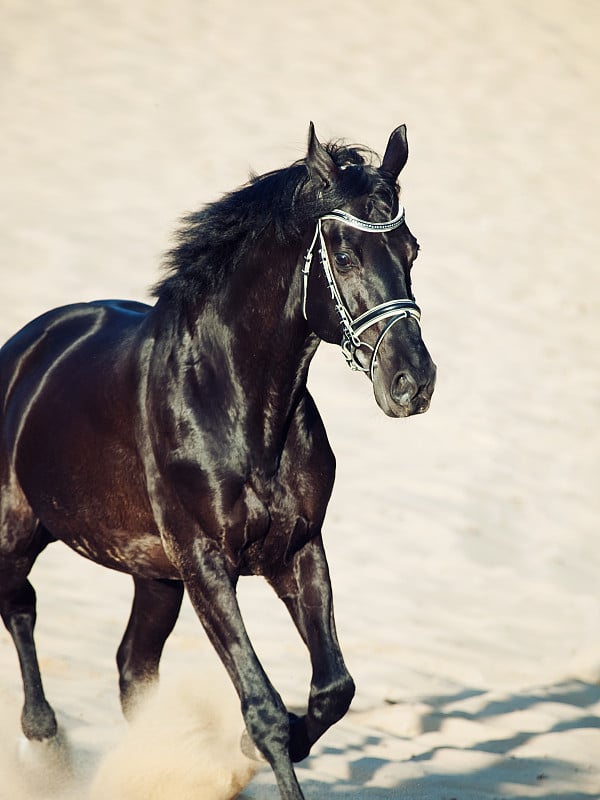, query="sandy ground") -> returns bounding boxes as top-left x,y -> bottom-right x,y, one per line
1,1 -> 599,798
